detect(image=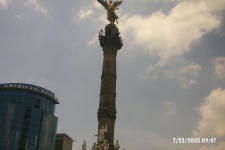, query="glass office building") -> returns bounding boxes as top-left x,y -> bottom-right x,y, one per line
0,83 -> 59,150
